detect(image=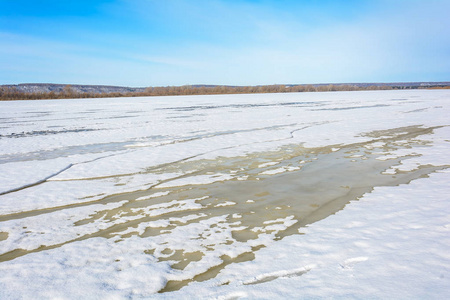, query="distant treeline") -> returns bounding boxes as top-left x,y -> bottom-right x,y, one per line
0,83 -> 443,101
